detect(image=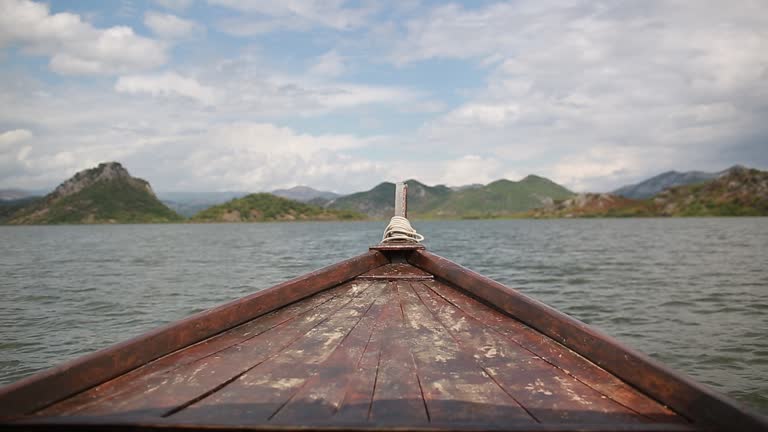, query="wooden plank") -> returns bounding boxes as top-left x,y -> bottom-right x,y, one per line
413,281 -> 646,424
368,282 -> 429,425
54,281 -> 376,419
269,283 -> 390,425
0,250 -> 388,420
357,263 -> 433,281
425,281 -> 682,423
168,280 -> 384,425
4,418 -> 700,431
396,281 -> 536,425
37,284 -> 351,417
408,250 -> 768,432
331,285 -> 393,424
